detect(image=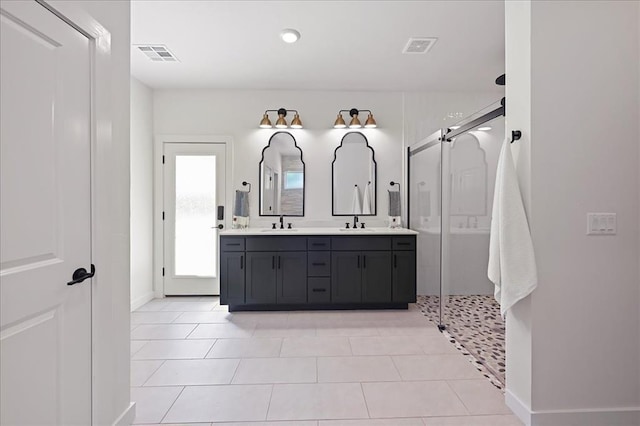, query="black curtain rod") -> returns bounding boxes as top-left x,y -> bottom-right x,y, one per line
443,105 -> 505,141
